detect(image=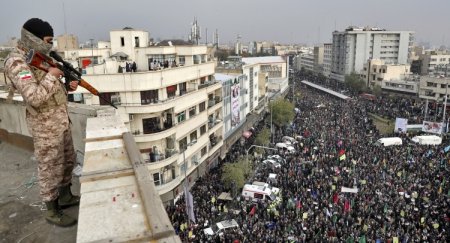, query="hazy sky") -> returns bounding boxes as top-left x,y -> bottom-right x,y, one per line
1,0 -> 449,47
